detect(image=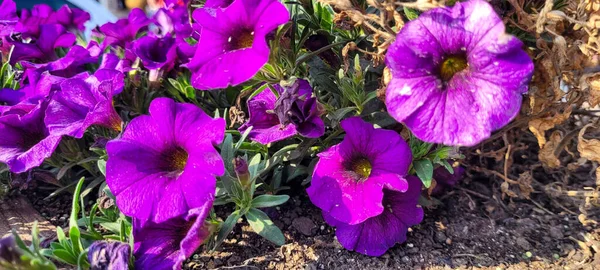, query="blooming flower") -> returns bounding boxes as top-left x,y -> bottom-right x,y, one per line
54,5 -> 90,33
306,117 -> 412,225
14,4 -> 55,39
324,176 -> 423,256
0,101 -> 62,173
239,79 -> 325,144
131,35 -> 177,81
106,97 -> 225,222
95,8 -> 150,49
45,69 -> 124,138
384,0 -> 534,146
87,241 -> 131,270
185,0 -> 289,89
0,0 -> 18,54
20,41 -> 101,79
134,201 -> 214,270
10,24 -> 76,65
